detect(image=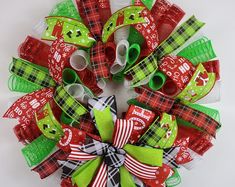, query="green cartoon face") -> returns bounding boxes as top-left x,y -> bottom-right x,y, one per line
102,6 -> 146,43
157,113 -> 178,149
42,16 -> 96,48
177,63 -> 216,103
36,103 -> 64,141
